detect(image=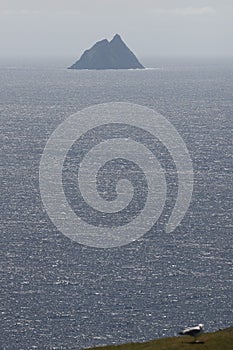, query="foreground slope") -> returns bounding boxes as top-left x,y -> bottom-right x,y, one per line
87,326 -> 233,350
